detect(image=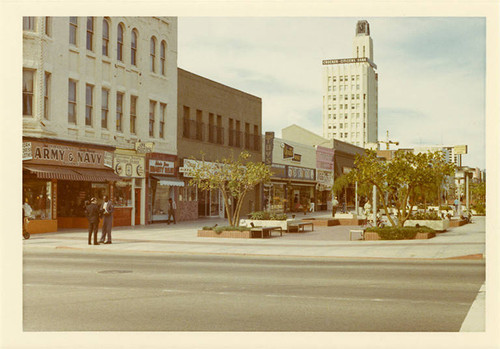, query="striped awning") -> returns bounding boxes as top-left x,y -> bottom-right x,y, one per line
152,176 -> 185,187
23,164 -> 121,182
